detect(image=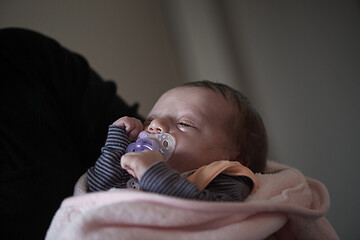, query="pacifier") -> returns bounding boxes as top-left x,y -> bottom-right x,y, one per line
125,131 -> 175,161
